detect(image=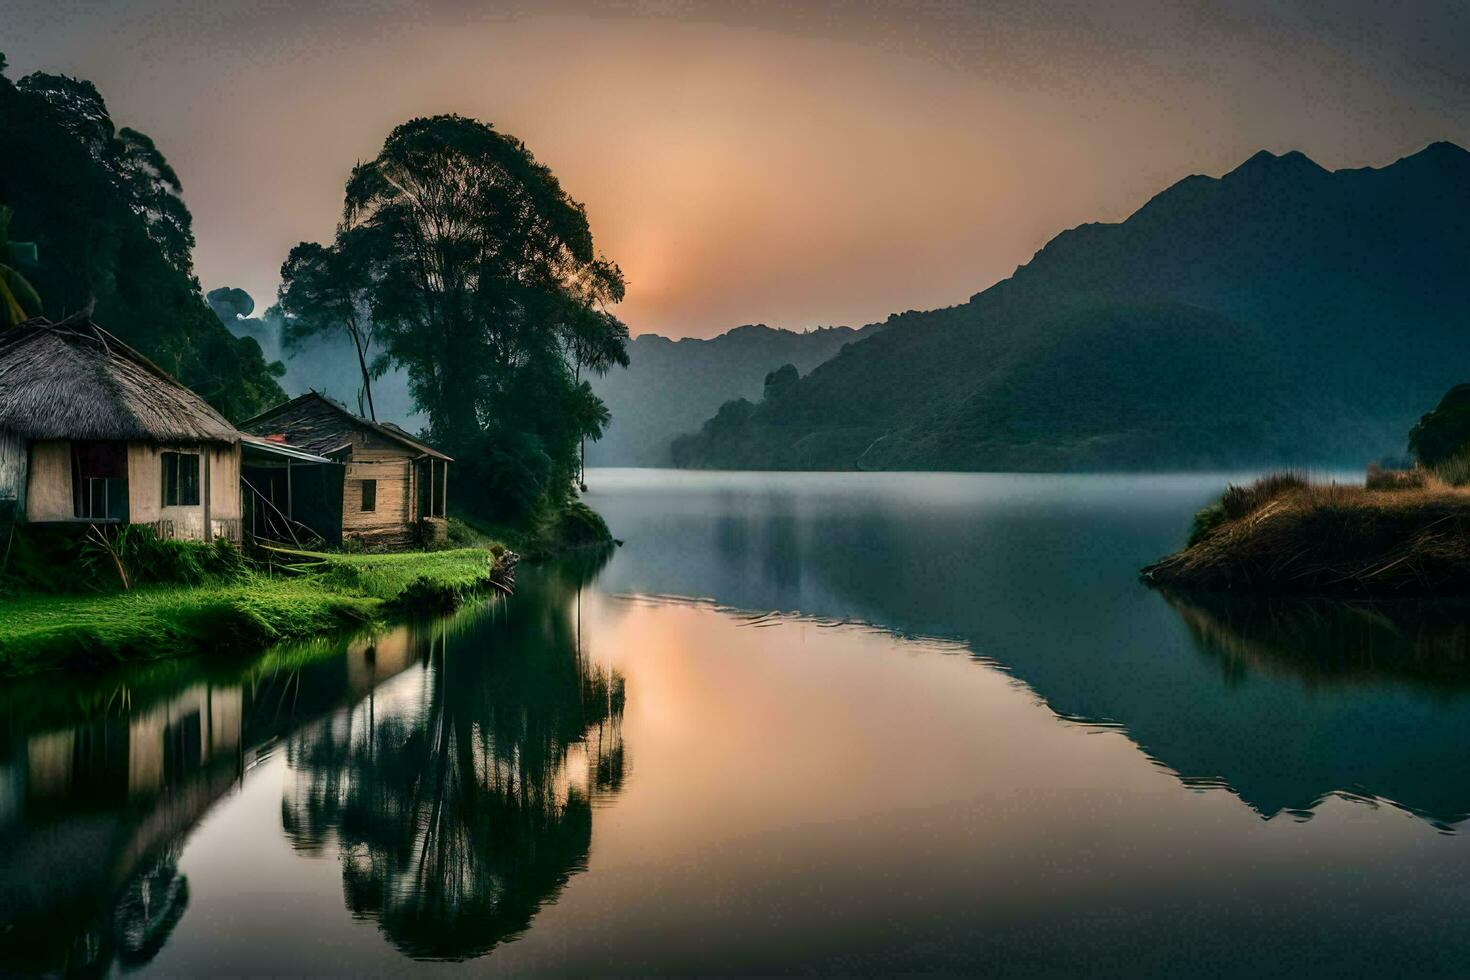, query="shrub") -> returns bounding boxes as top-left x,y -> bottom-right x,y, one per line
1366,463 -> 1426,491
555,500 -> 612,548
1219,472 -> 1307,521
1187,502 -> 1227,546
2,525 -> 246,593
467,428 -> 554,523
98,526 -> 247,587
1430,449 -> 1470,487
